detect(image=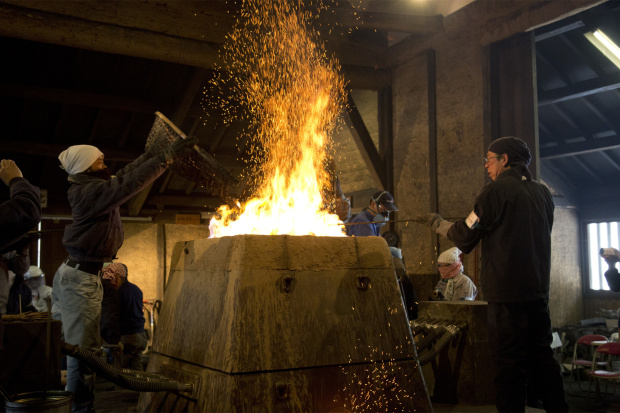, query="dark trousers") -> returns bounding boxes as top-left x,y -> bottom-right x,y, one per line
487,299 -> 568,413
